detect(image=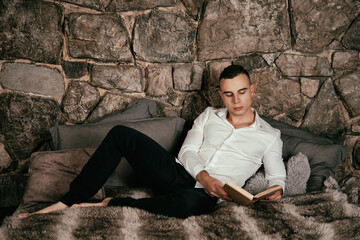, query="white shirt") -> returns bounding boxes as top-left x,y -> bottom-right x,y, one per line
177,107 -> 286,190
